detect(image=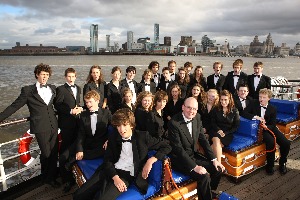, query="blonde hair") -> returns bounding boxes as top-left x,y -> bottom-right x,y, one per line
259,88 -> 273,98
84,90 -> 100,101
135,91 -> 154,111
